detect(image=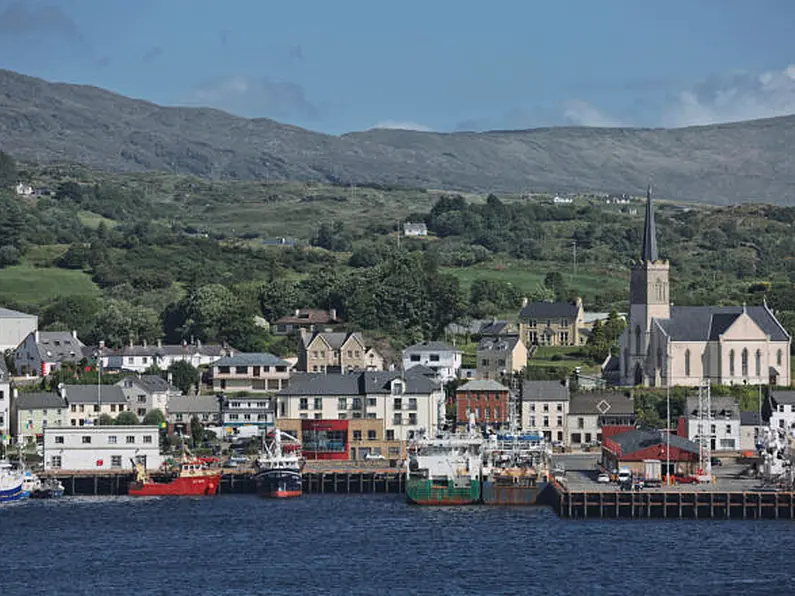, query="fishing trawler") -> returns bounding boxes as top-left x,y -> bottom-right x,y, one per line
406,412 -> 484,505
254,428 -> 304,498
481,401 -> 551,505
128,449 -> 221,497
0,460 -> 24,503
